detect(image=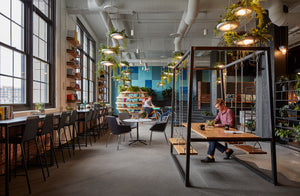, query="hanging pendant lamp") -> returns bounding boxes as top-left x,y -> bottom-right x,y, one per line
101,61 -> 114,66
217,20 -> 239,31
235,35 -> 256,46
